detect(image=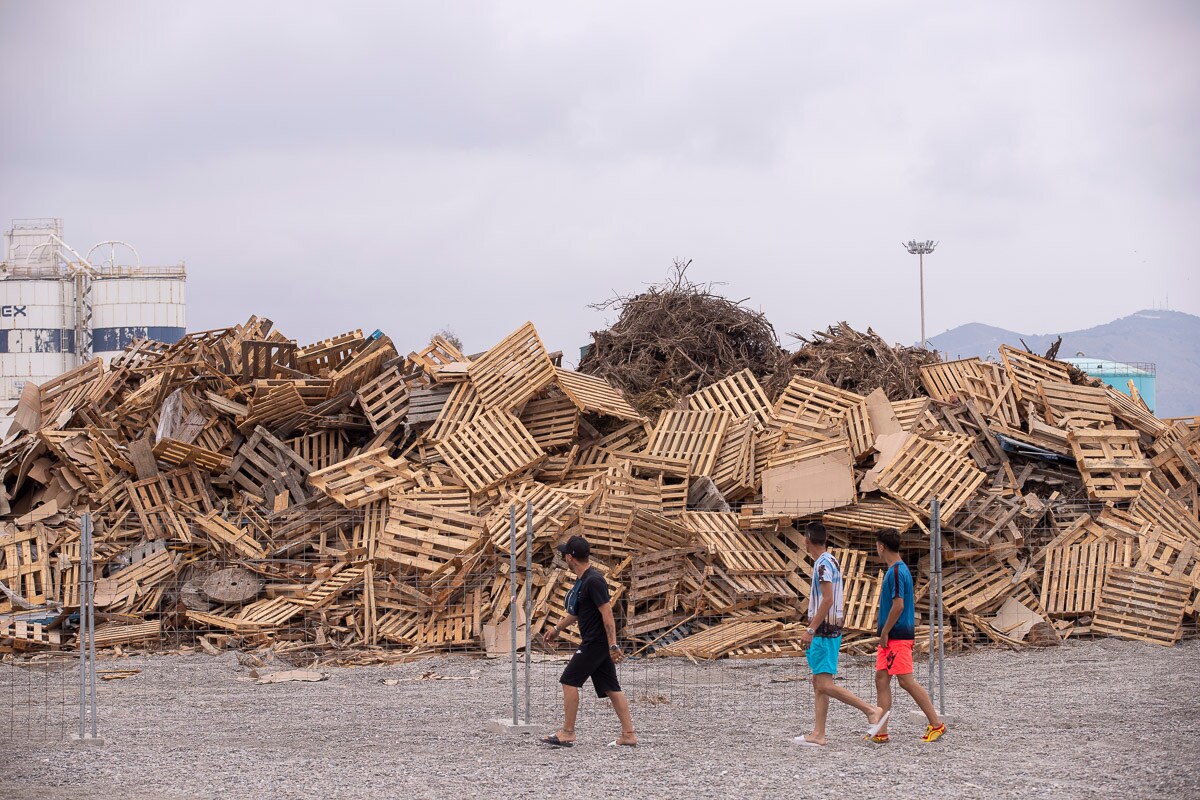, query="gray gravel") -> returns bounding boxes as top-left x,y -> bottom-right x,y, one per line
3,638 -> 1199,800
